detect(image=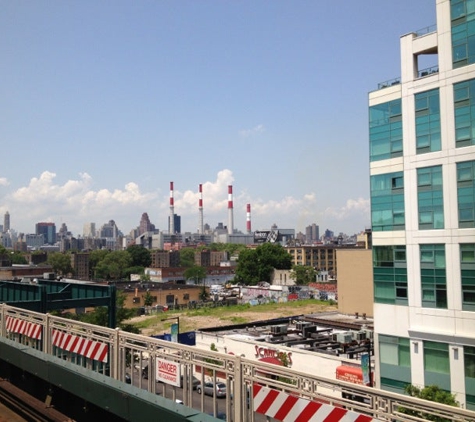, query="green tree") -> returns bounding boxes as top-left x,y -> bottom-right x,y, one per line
143,290 -> 154,307
179,248 -> 196,267
184,265 -> 207,285
290,265 -> 316,285
400,384 -> 459,422
127,245 -> 151,268
234,243 -> 292,285
47,252 -> 74,276
79,290 -> 135,329
89,249 -> 110,279
10,251 -> 27,265
94,250 -> 132,280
